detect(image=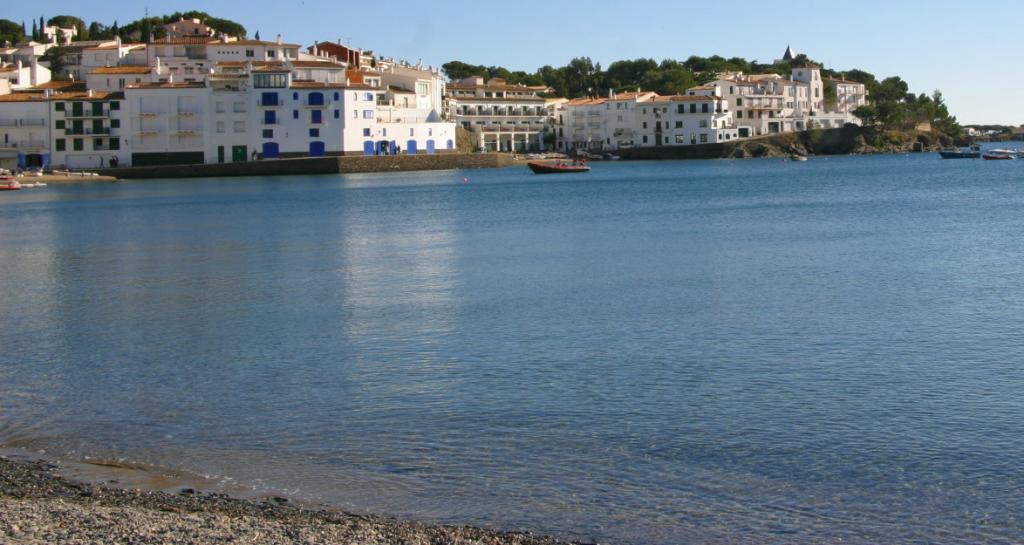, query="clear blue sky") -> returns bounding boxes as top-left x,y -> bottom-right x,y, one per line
10,0 -> 1024,125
